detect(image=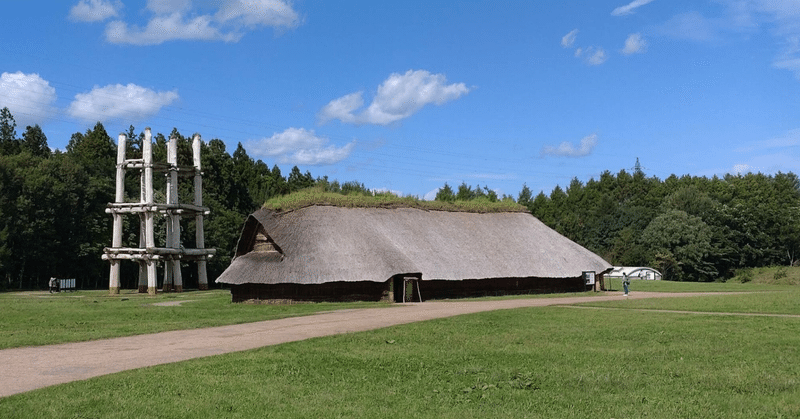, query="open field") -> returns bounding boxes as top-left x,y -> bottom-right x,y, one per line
2,280 -> 789,350
0,283 -> 798,418
0,289 -> 386,349
0,281 -> 794,349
